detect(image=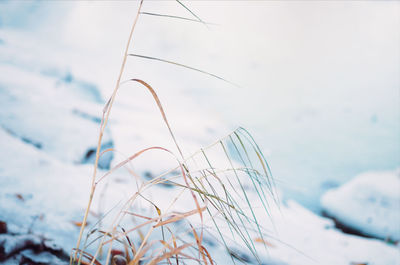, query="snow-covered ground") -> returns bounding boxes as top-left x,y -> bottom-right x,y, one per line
1,1 -> 399,264
1,120 -> 399,264
1,23 -> 399,264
